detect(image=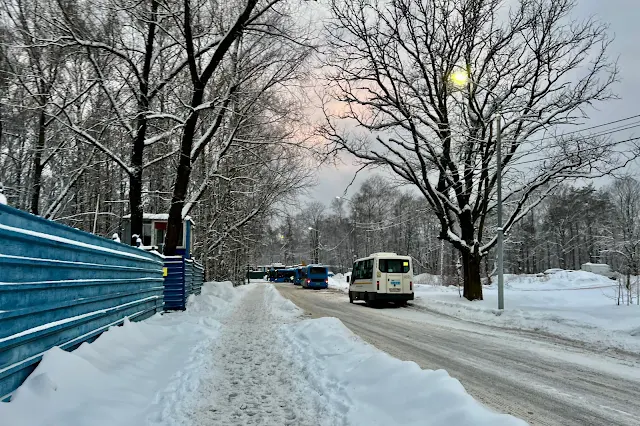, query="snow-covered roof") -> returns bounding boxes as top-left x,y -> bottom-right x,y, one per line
122,213 -> 195,224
